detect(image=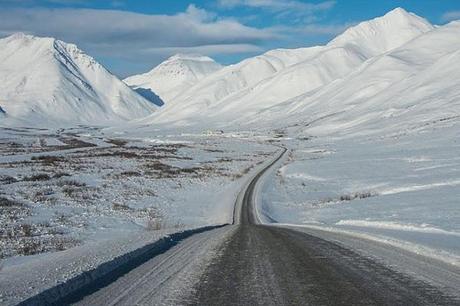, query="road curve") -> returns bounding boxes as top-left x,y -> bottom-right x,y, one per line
188,148 -> 457,306
233,147 -> 287,225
